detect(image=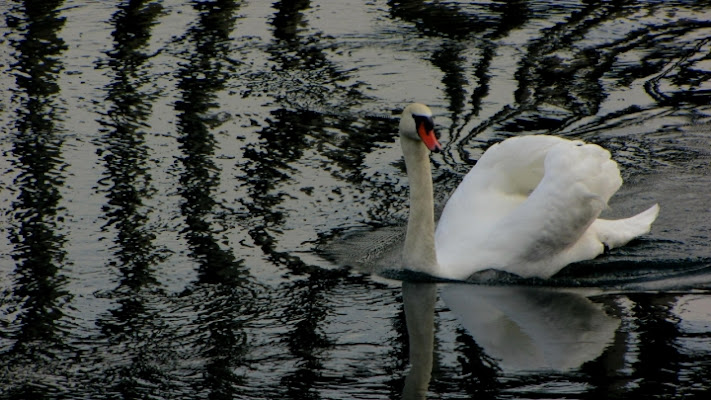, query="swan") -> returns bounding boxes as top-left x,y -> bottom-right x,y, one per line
399,102 -> 660,280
